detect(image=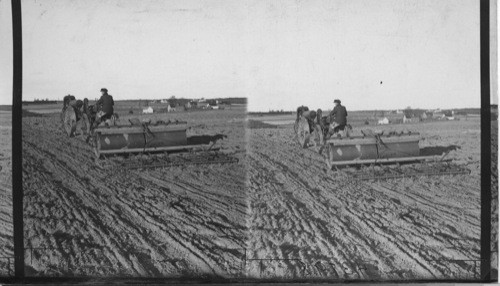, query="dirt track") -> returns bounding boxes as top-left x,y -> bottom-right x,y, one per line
22,110 -> 246,277
492,120 -> 499,279
0,110 -> 13,276
246,119 -> 482,280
